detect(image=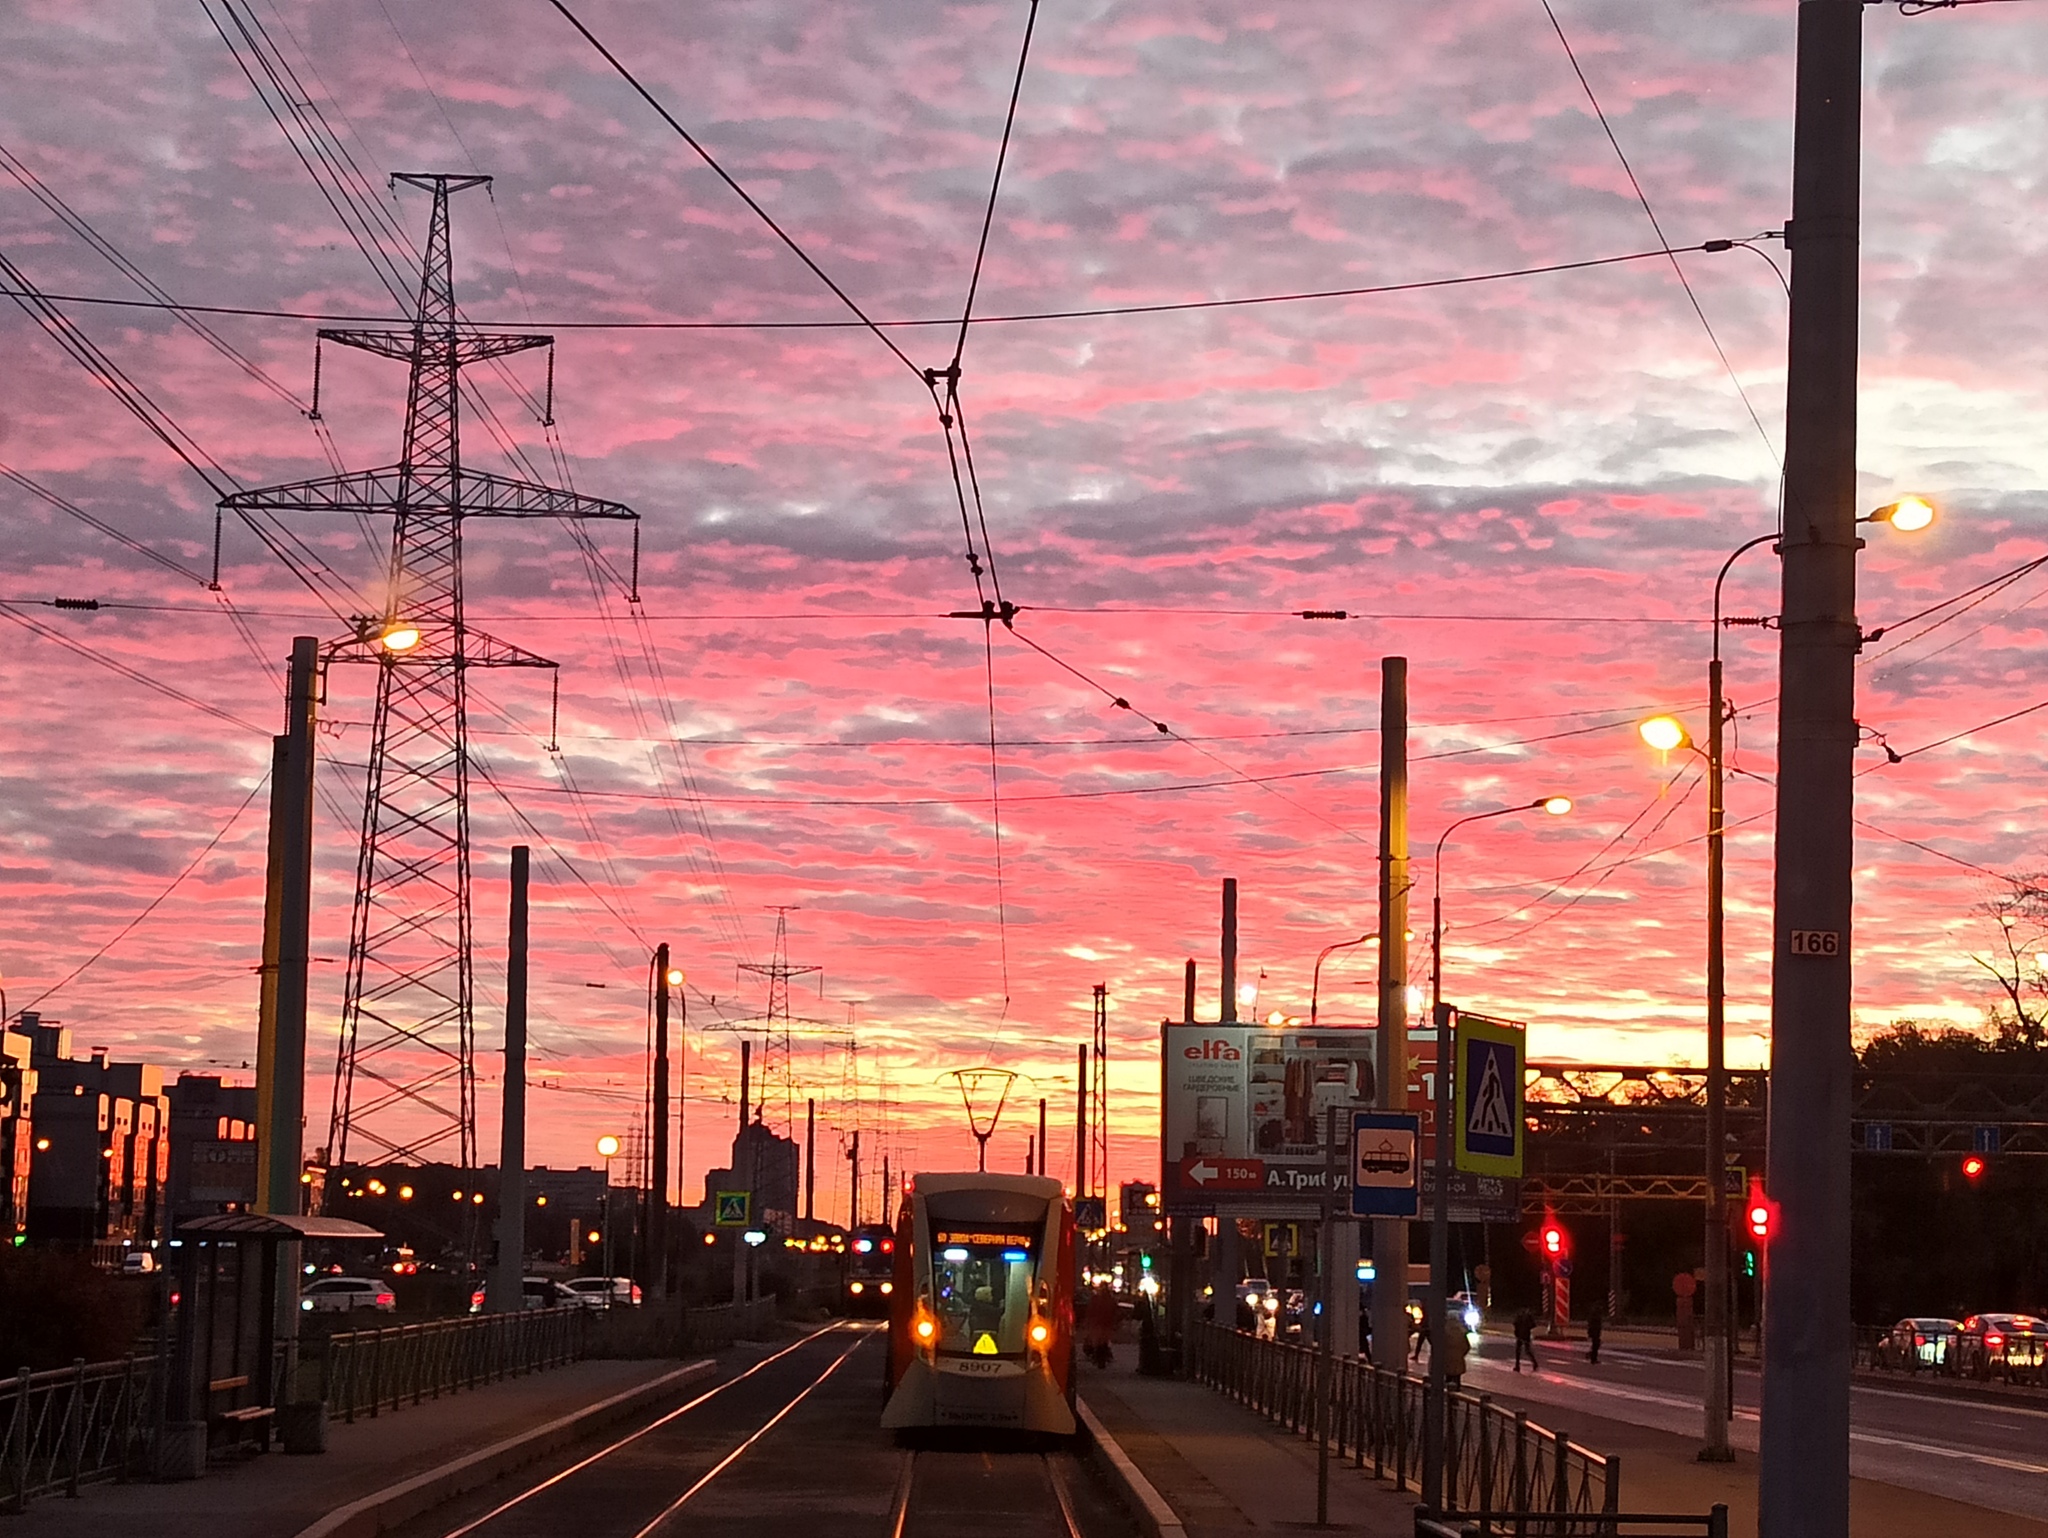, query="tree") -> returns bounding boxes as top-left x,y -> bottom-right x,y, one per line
1973,875 -> 2048,1048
